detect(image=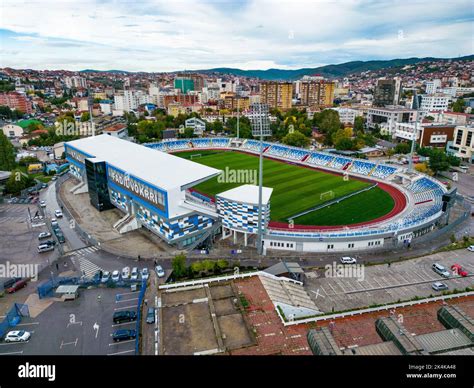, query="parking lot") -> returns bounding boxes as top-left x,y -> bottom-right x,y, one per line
305,249 -> 474,313
0,286 -> 140,355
